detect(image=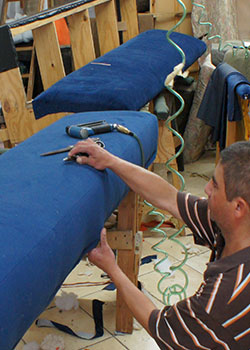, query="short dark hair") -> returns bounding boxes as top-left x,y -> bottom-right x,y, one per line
220,141 -> 250,204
